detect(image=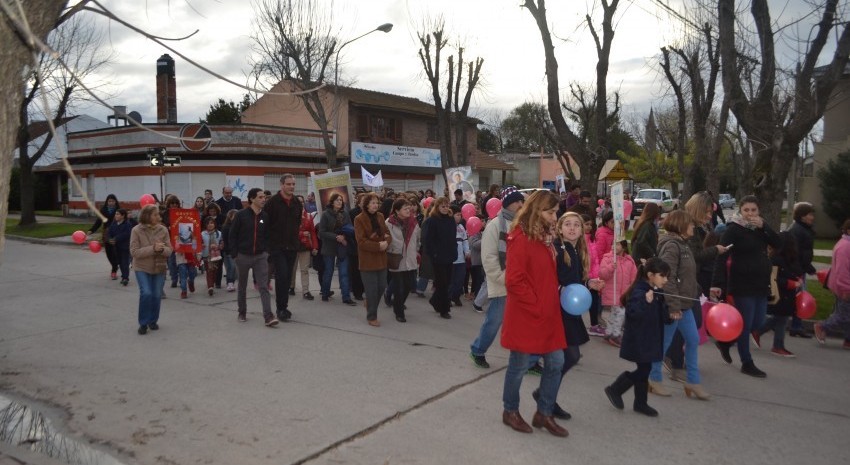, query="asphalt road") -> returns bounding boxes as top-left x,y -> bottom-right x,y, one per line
0,240 -> 847,465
